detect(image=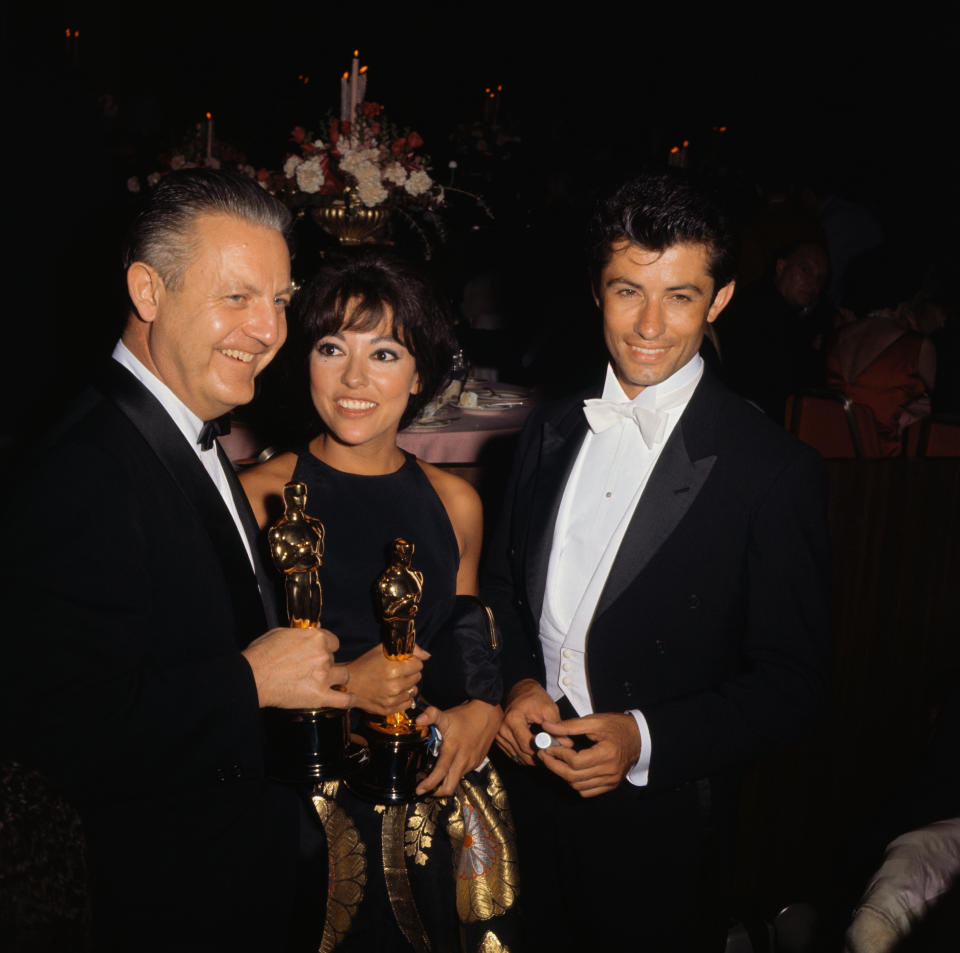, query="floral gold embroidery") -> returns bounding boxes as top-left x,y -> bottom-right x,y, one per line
312,786 -> 367,953
447,770 -> 519,923
478,930 -> 509,953
383,804 -> 431,953
405,796 -> 443,866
